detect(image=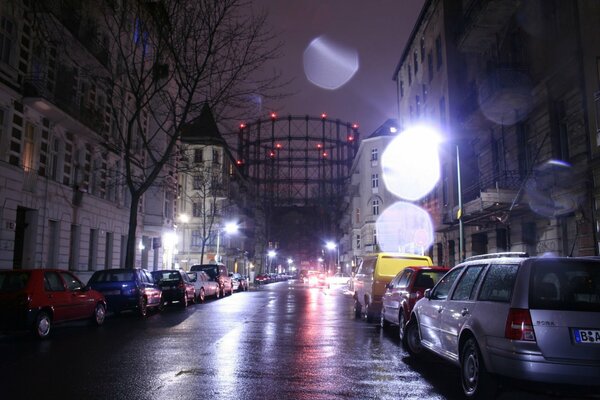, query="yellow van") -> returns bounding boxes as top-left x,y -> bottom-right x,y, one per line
353,253 -> 432,322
